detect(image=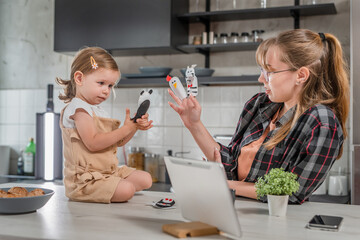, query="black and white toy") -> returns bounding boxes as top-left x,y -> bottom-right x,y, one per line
154,198 -> 175,208
131,89 -> 153,123
185,64 -> 198,97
